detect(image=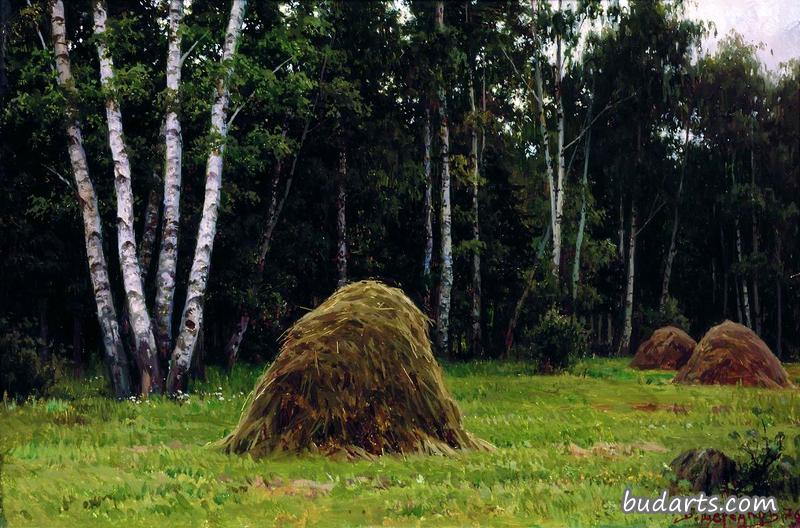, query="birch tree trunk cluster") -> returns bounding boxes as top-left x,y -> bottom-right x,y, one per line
49,0 -> 249,397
